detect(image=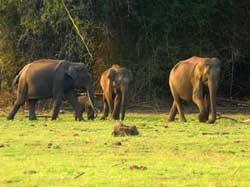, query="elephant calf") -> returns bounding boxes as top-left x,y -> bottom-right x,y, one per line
75,95 -> 103,120
75,95 -> 95,120
100,65 -> 133,120
168,56 -> 221,124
